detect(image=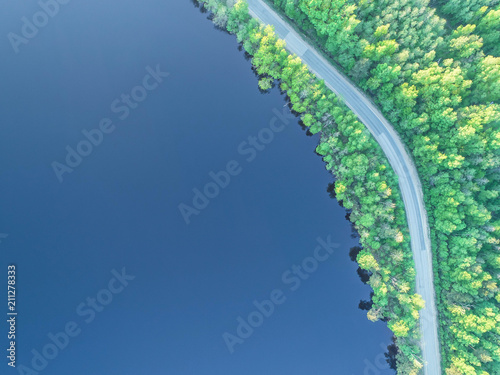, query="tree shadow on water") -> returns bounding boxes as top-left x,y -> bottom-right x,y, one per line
326,182 -> 336,199
349,245 -> 362,261
190,0 -> 206,12
359,292 -> 374,310
386,339 -> 398,371
357,267 -> 372,284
